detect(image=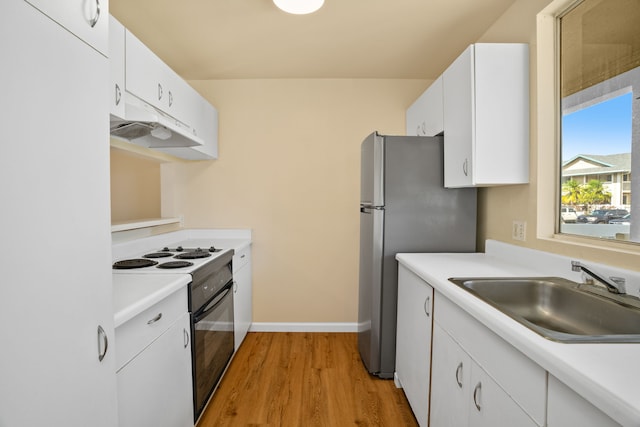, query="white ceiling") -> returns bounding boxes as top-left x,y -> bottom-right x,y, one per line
110,0 -> 517,80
